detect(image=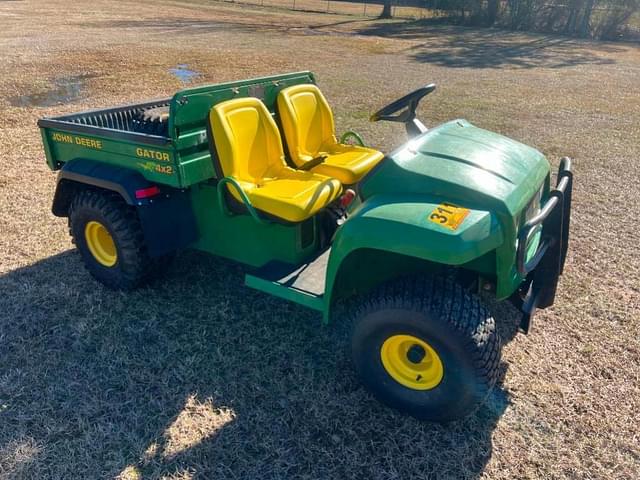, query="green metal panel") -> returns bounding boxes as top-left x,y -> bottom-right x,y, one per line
360,120 -> 549,216
188,183 -> 318,267
40,128 -> 55,170
177,150 -> 216,187
321,194 -> 504,321
244,274 -> 324,311
169,71 -> 315,133
44,129 -> 181,187
334,194 -> 503,265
